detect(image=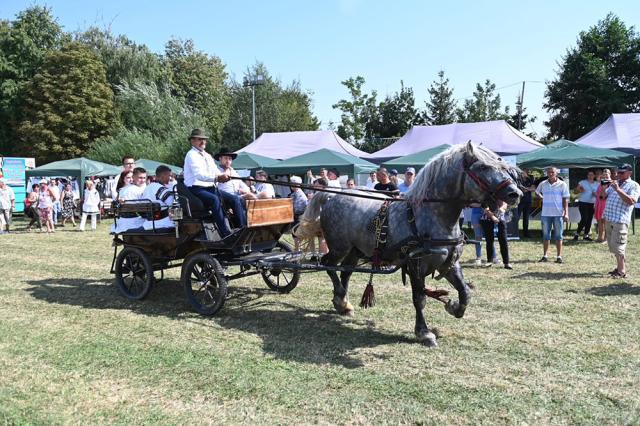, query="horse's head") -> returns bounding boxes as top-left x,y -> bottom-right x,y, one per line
461,142 -> 523,210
